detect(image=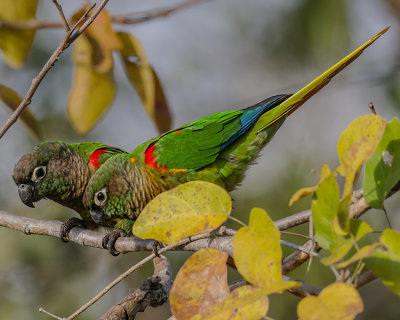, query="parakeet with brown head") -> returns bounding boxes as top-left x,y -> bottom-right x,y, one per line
13,141 -> 126,239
